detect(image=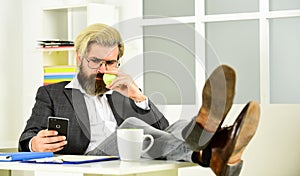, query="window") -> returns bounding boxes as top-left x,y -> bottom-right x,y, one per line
142,0 -> 300,105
